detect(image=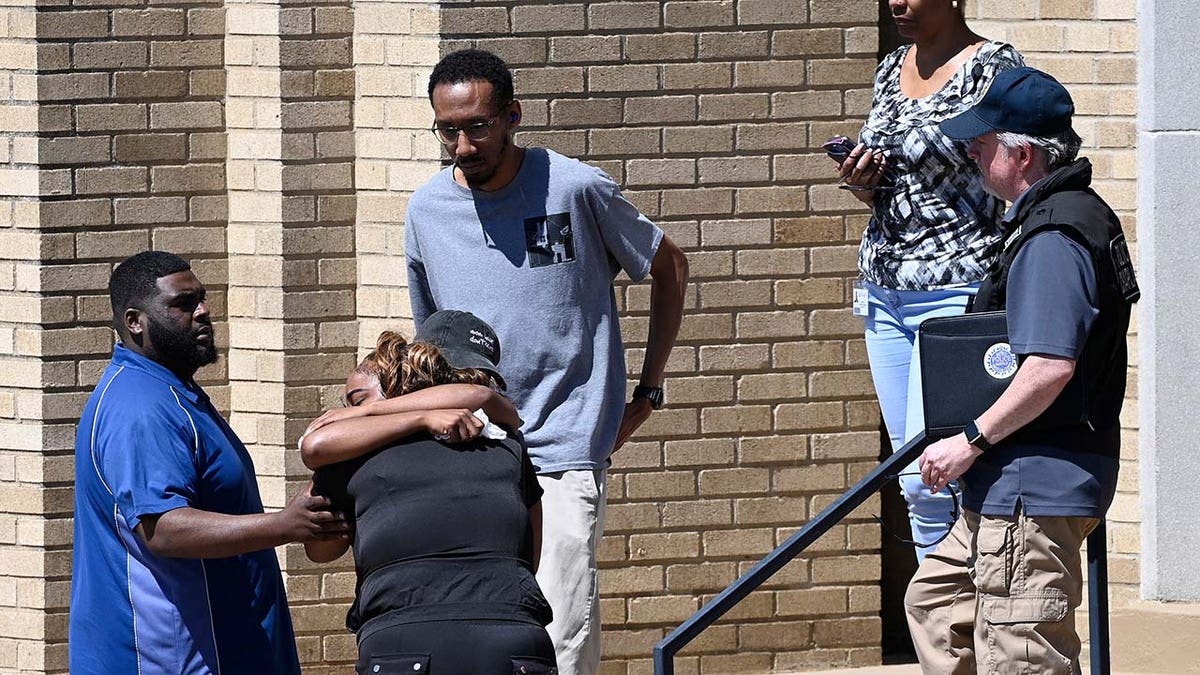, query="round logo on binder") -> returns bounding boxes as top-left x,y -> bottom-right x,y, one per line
983,342 -> 1018,380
